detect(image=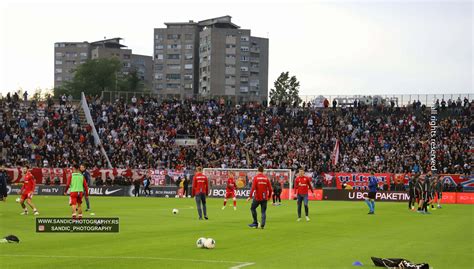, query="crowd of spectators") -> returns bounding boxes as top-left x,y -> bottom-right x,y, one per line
1,93 -> 472,179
